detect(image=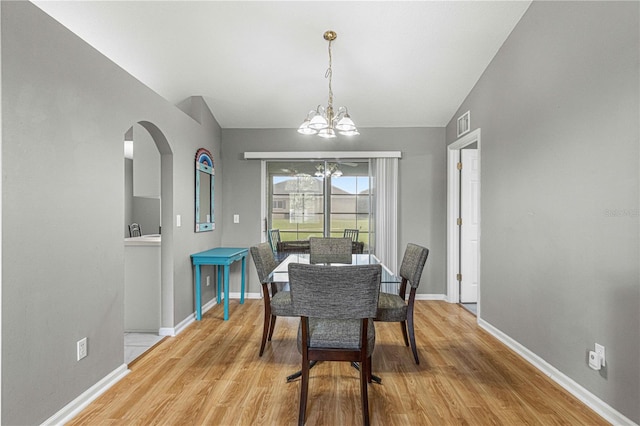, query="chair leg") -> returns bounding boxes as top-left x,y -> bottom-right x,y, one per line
360,357 -> 370,426
268,315 -> 277,341
299,358 -> 310,426
363,356 -> 371,384
400,321 -> 409,347
407,314 -> 419,364
259,304 -> 271,357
